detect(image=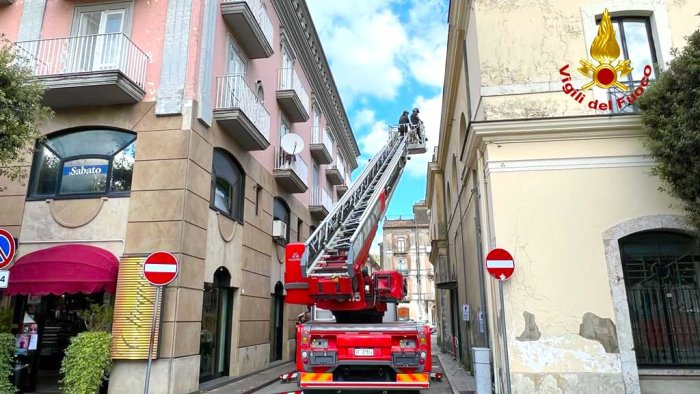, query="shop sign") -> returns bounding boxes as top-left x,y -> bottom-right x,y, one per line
62,164 -> 108,176
111,256 -> 163,360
